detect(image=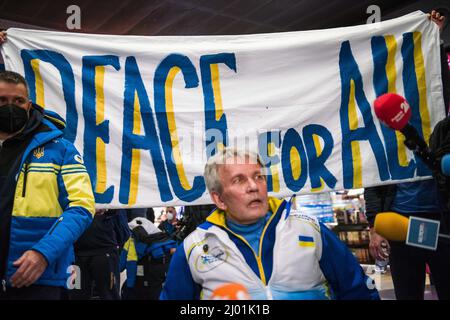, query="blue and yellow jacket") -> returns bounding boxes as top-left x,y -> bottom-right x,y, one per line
5,108 -> 95,287
120,235 -> 177,288
161,197 -> 380,300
